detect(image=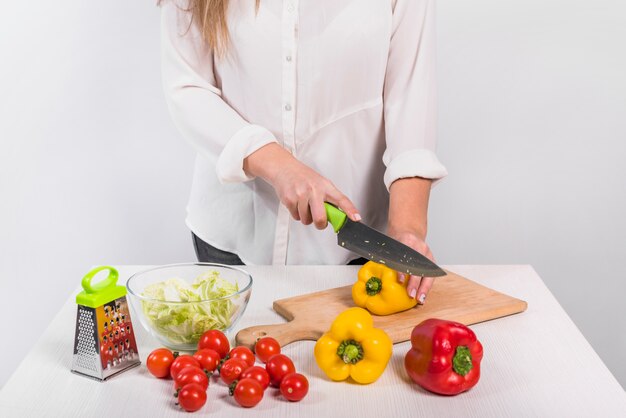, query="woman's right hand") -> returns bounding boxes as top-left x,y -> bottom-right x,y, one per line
244,143 -> 361,229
